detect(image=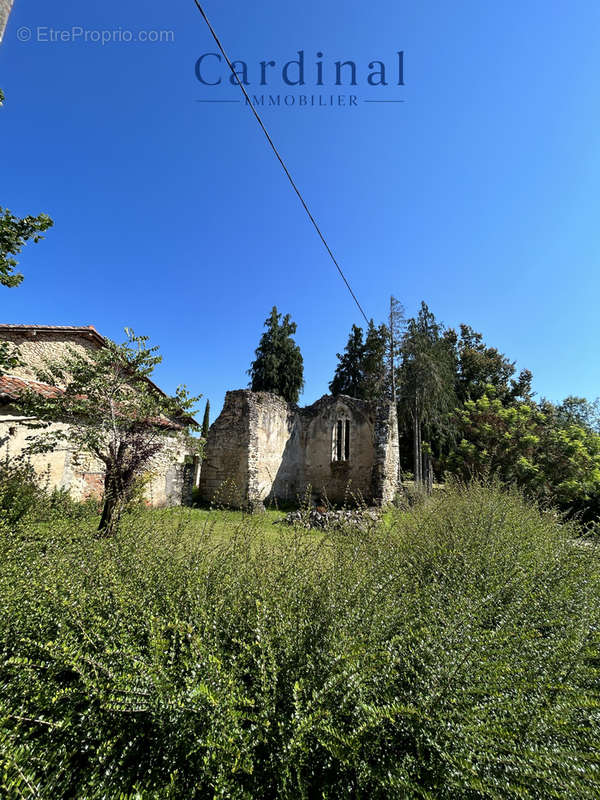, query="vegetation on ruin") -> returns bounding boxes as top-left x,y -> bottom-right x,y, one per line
1,482 -> 600,798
